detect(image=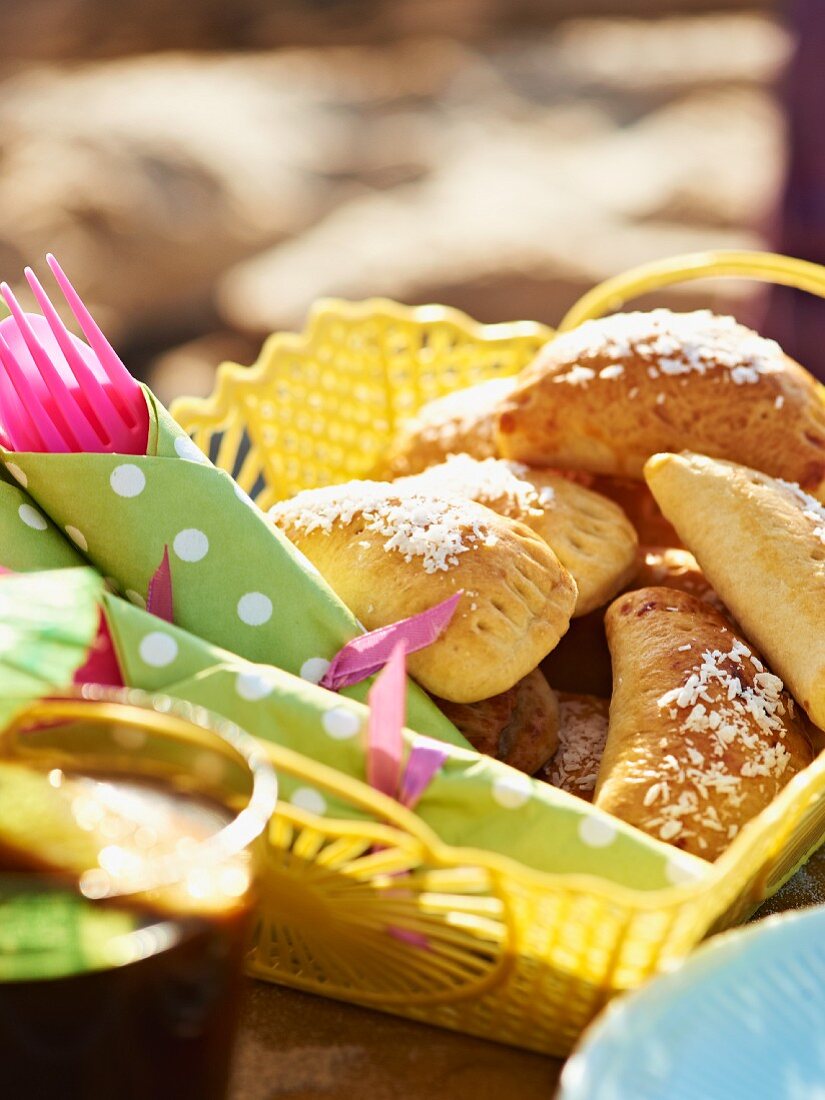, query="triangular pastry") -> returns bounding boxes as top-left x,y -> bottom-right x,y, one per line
399,454 -> 638,616
271,480 -> 577,703
645,449 -> 825,729
495,309 -> 825,497
595,586 -> 813,859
